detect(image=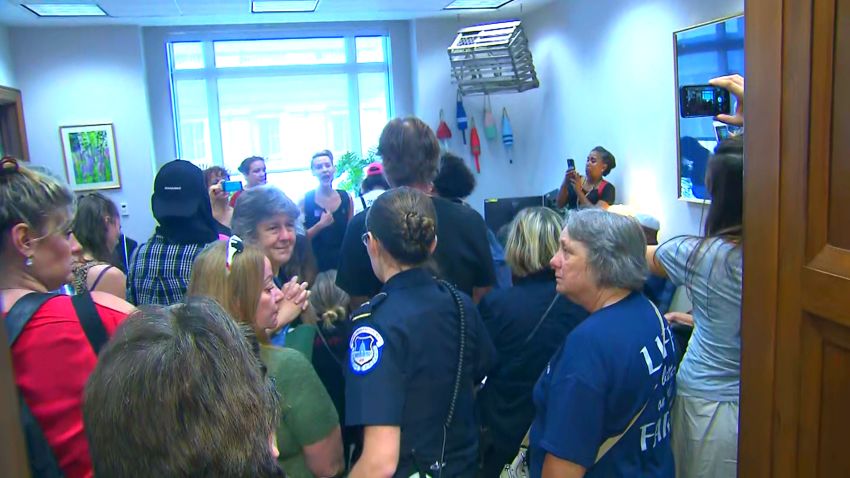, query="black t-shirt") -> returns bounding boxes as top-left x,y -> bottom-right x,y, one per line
345,268 -> 496,477
336,195 -> 496,298
567,180 -> 616,209
304,189 -> 351,272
